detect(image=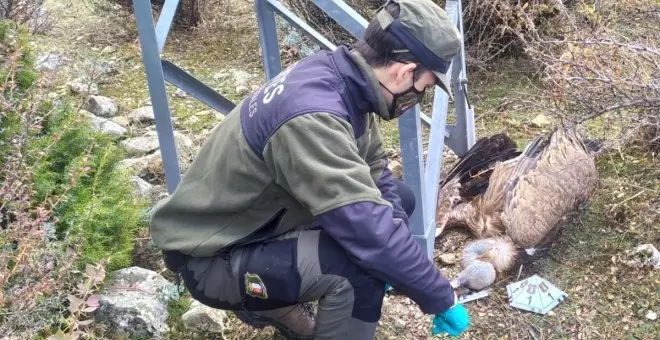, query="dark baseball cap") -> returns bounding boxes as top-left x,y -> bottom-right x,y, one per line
375,0 -> 462,98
